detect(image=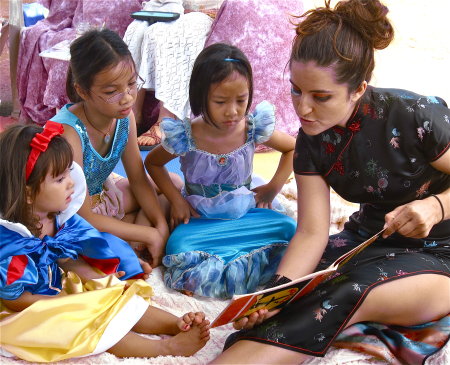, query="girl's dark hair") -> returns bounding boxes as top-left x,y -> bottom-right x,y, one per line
189,43 -> 253,127
66,28 -> 135,102
291,0 -> 394,92
0,124 -> 73,237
